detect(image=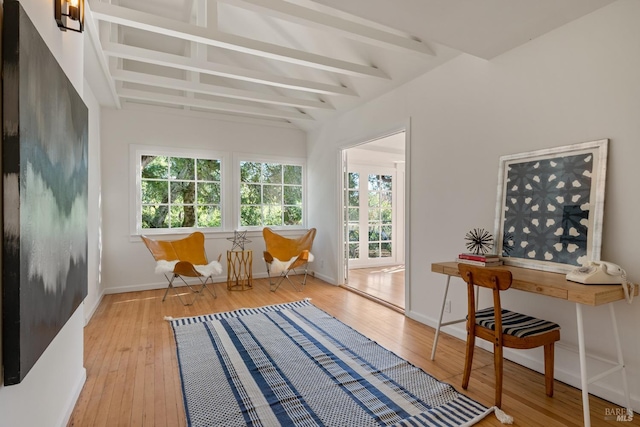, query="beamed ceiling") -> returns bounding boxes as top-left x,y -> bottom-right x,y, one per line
85,0 -> 614,130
